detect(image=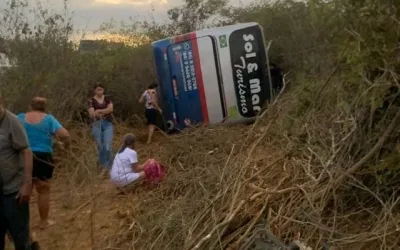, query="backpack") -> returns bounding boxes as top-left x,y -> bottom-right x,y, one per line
143,159 -> 165,186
